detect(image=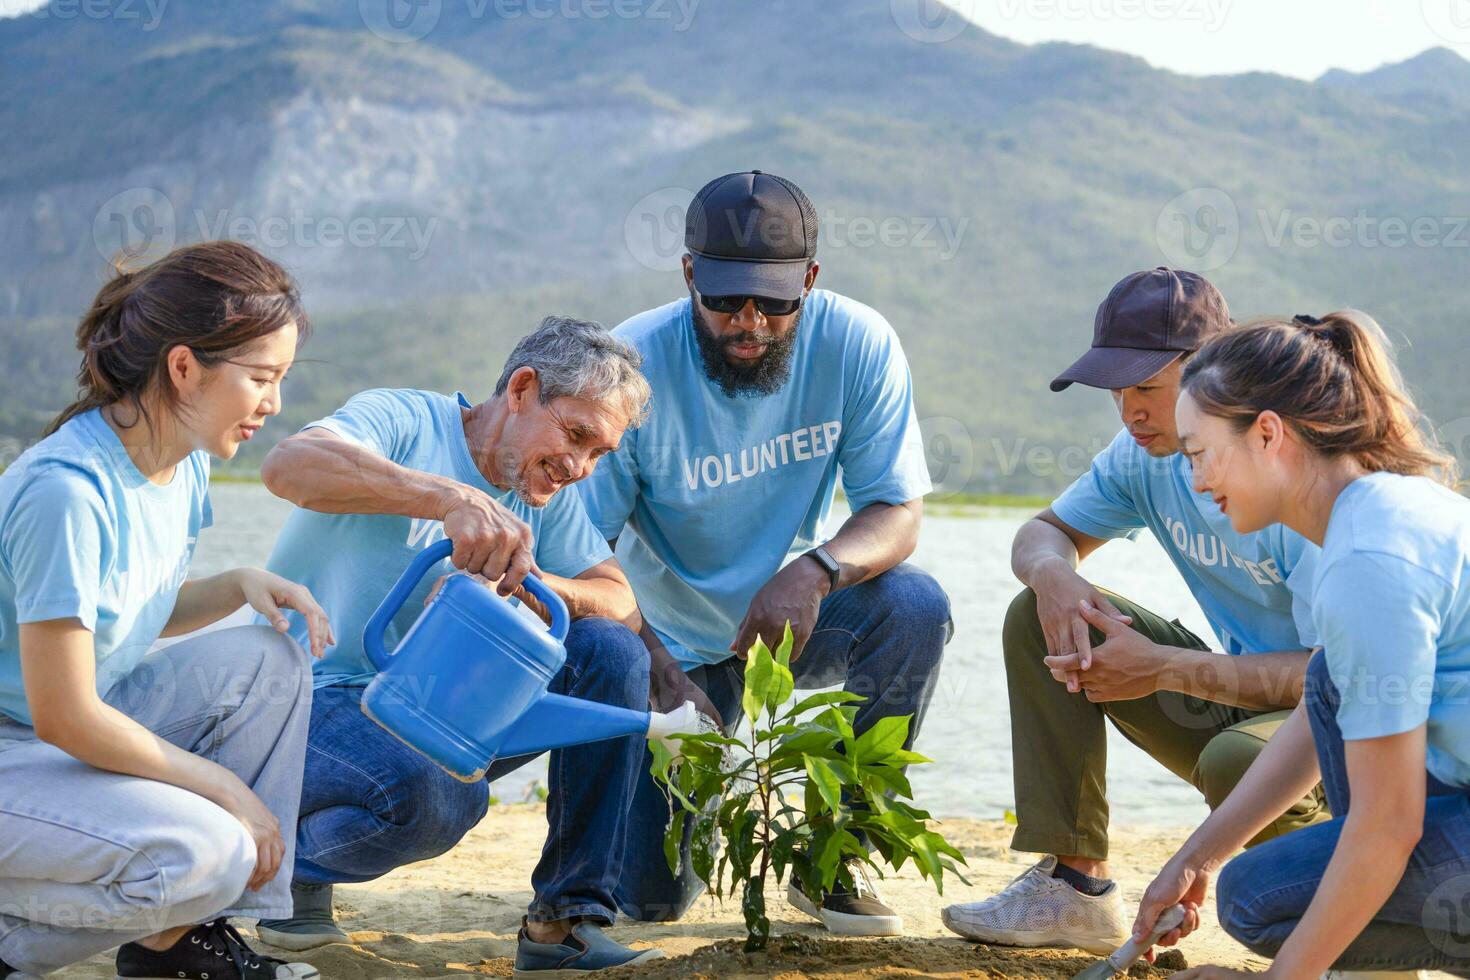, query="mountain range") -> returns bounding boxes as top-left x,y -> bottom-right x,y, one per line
3,1 -> 1468,491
